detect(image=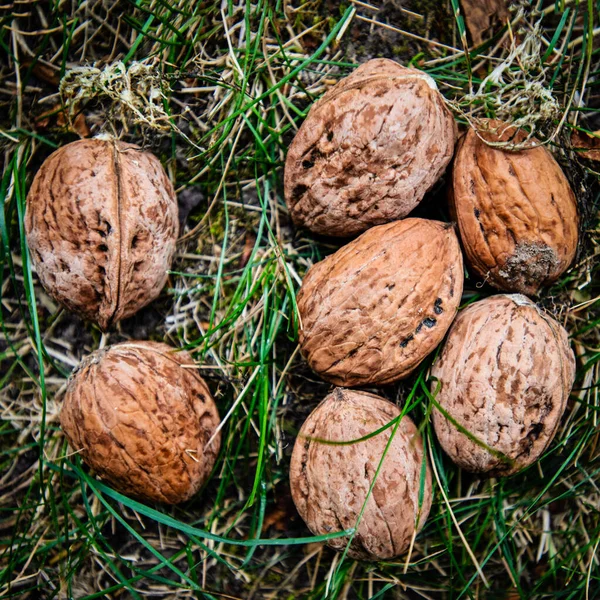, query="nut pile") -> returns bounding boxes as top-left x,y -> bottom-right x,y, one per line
26,57 -> 579,559
26,137 -> 220,507
284,59 -> 578,560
